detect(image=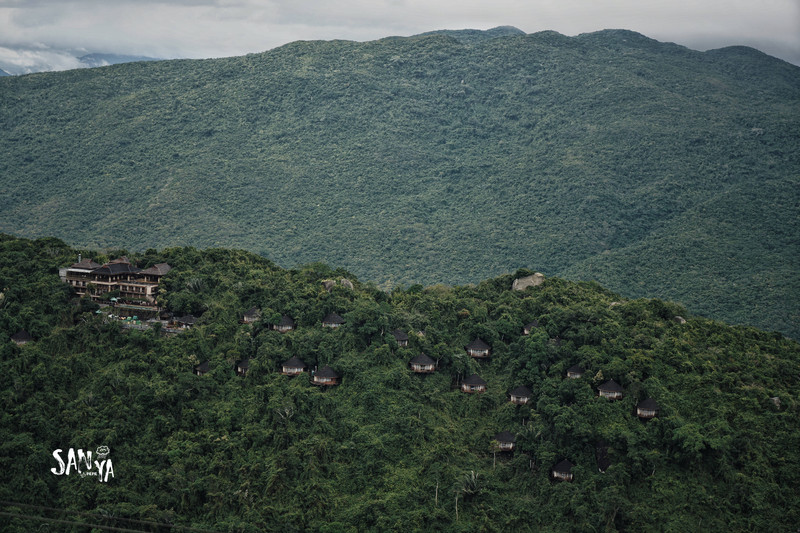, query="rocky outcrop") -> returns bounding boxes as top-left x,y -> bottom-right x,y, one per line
322,278 -> 355,292
512,273 -> 545,291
